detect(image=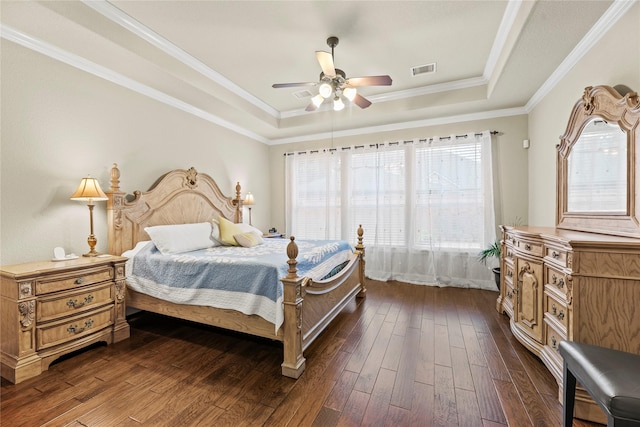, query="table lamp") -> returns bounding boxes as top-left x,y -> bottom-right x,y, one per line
70,176 -> 108,257
244,192 -> 255,225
